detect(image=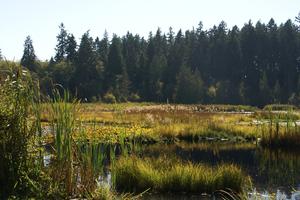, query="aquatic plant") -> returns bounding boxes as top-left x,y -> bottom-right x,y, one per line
260,109 -> 300,148
113,156 -> 248,194
49,88 -> 79,194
